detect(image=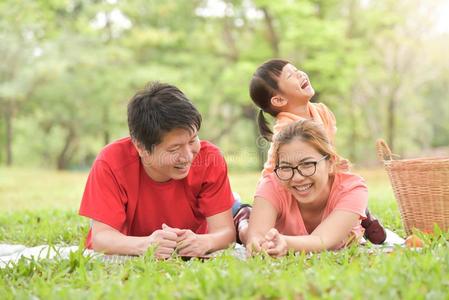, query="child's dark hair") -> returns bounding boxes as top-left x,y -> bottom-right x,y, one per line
127,82 -> 202,152
249,59 -> 290,141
